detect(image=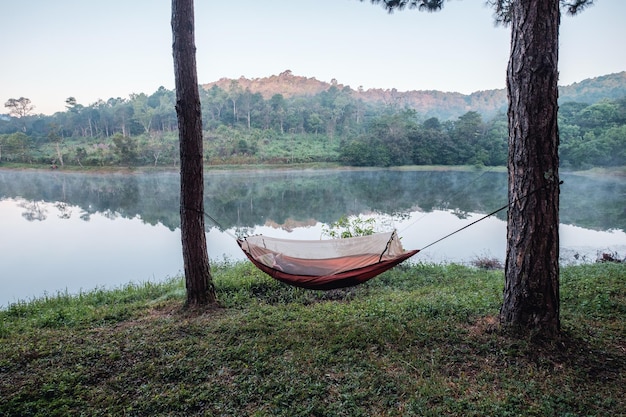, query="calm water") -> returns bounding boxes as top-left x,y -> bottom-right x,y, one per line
1,168 -> 624,308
